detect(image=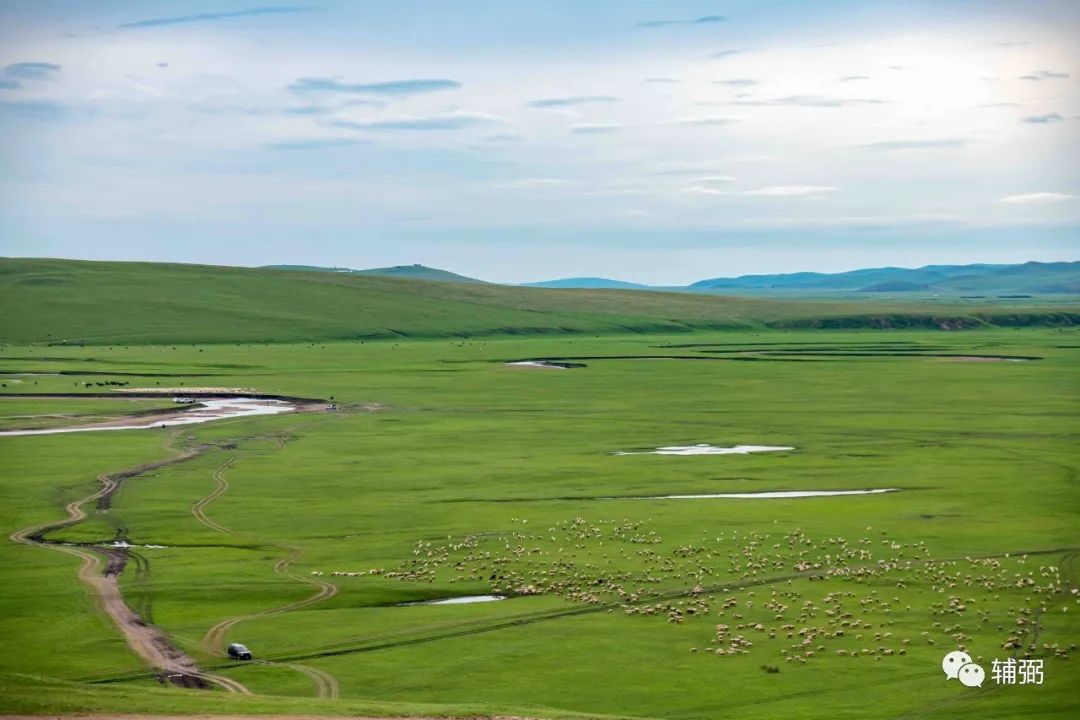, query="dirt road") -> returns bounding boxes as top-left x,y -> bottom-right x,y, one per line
9,439 -> 249,693
191,457 -> 236,534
